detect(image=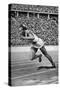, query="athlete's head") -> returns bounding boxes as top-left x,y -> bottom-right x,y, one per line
19,24 -> 27,31
19,24 -> 27,36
